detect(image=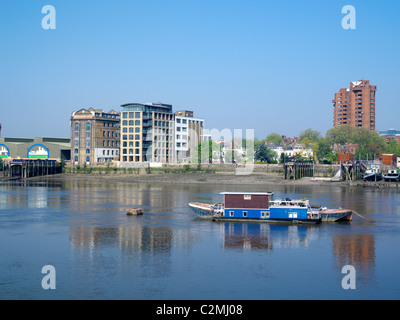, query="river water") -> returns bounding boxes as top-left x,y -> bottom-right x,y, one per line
1,177 -> 400,300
